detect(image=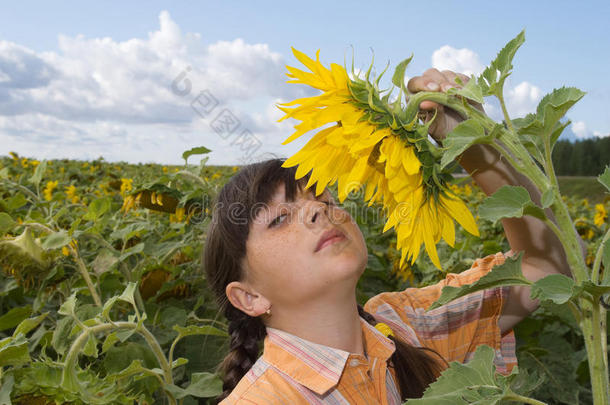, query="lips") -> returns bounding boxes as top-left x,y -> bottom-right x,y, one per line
315,227 -> 346,252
